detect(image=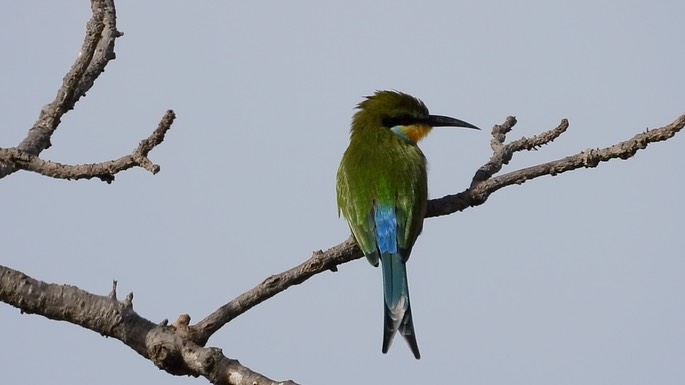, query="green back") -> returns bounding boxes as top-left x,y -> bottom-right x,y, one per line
336,92 -> 429,264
